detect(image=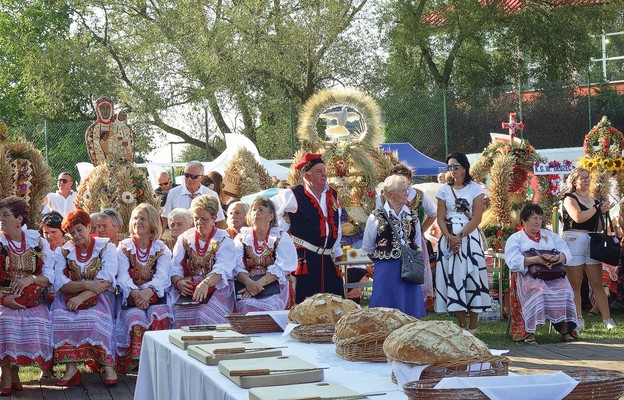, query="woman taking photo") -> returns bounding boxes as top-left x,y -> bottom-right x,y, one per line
0,196 -> 55,395
51,210 -> 118,387
504,204 -> 577,344
115,204 -> 172,374
233,197 -> 296,312
435,152 -> 490,334
561,167 -> 616,331
170,195 -> 235,327
361,175 -> 427,318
